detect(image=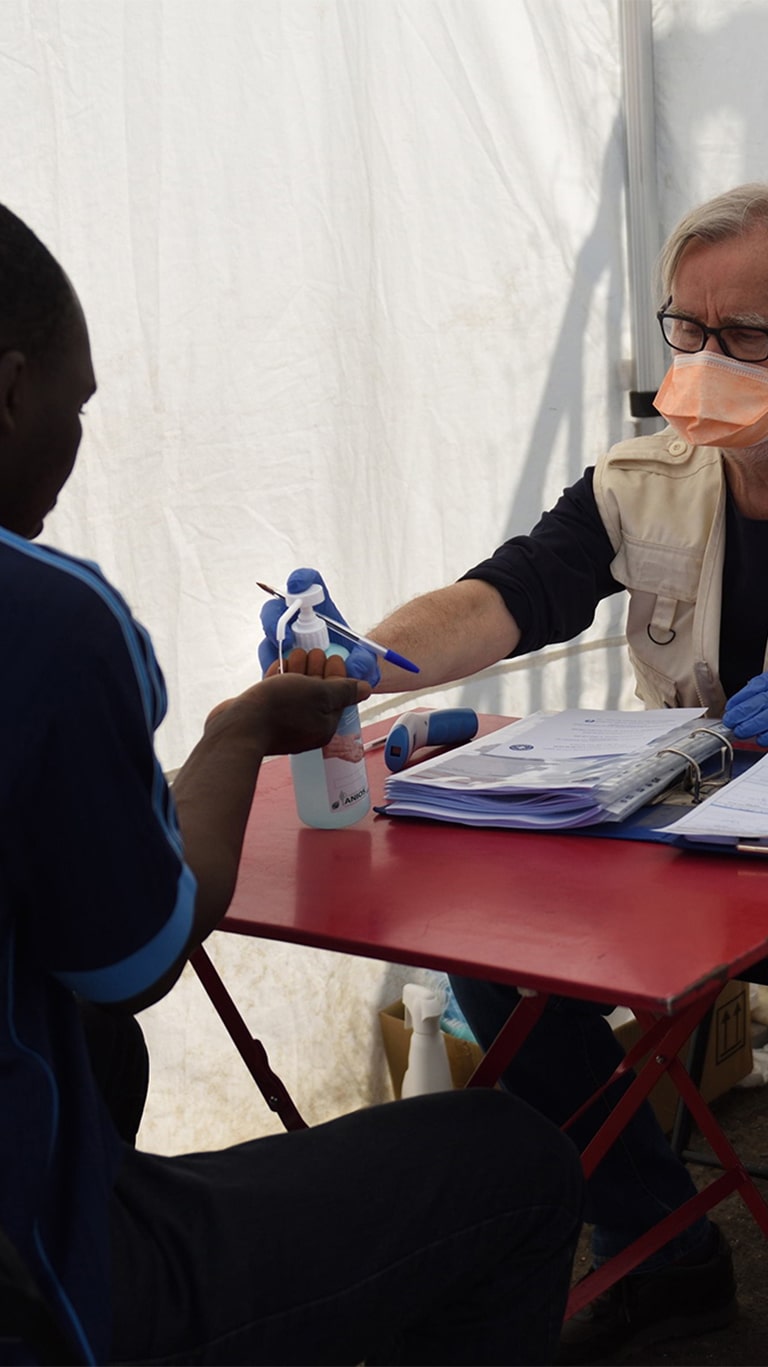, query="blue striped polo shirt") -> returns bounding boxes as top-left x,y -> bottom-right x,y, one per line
0,528 -> 196,1363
